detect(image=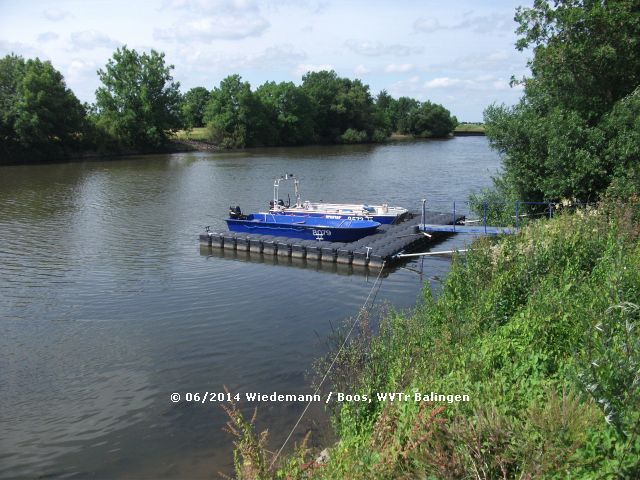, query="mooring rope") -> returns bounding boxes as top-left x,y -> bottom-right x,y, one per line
269,260 -> 387,469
